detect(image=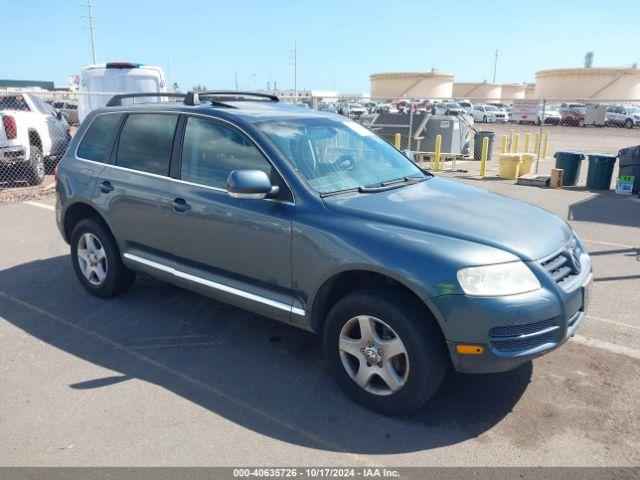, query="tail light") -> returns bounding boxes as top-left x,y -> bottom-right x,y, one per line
3,115 -> 17,139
